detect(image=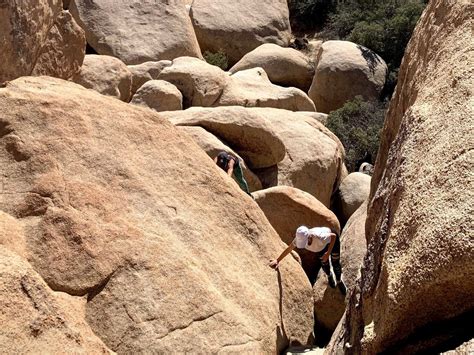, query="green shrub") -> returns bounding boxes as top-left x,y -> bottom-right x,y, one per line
203,50 -> 229,70
326,96 -> 387,171
288,0 -> 336,29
